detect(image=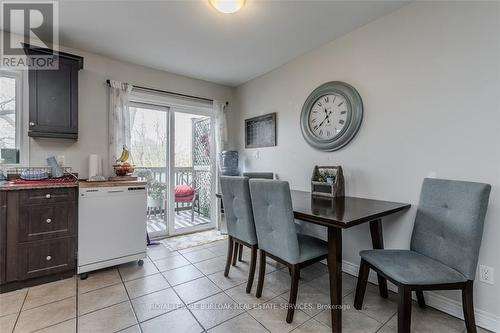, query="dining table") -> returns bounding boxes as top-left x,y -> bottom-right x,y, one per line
290,190 -> 411,333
